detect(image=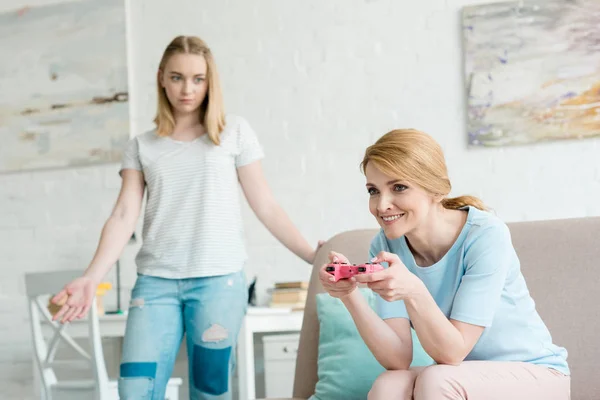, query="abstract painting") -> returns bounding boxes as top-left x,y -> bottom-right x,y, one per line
0,0 -> 129,173
462,0 -> 600,147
